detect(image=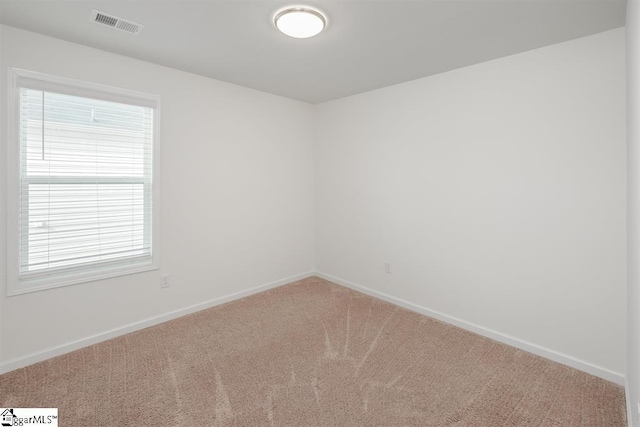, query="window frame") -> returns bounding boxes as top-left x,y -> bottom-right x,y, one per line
6,68 -> 161,296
